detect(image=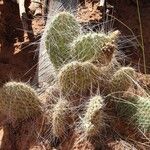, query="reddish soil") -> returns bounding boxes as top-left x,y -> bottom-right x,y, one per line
0,0 -> 150,149
108,0 -> 150,73
0,0 -> 45,85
